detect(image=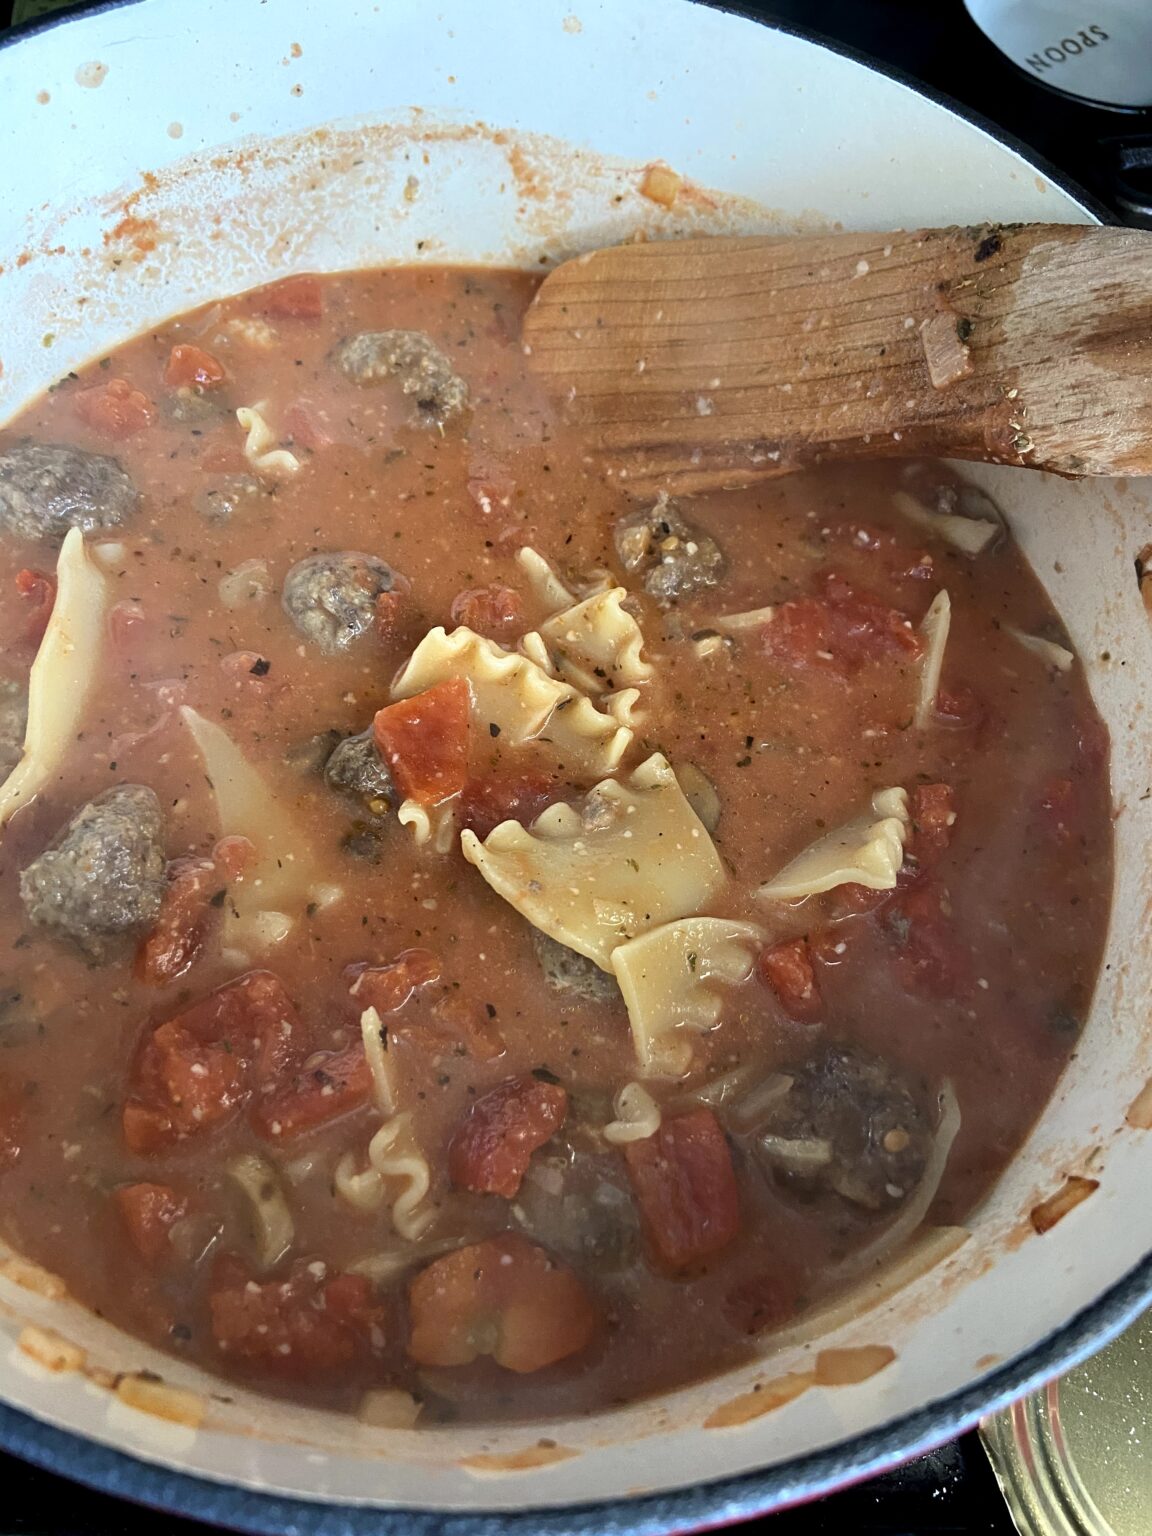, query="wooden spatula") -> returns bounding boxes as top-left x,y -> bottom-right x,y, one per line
521,223 -> 1152,495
